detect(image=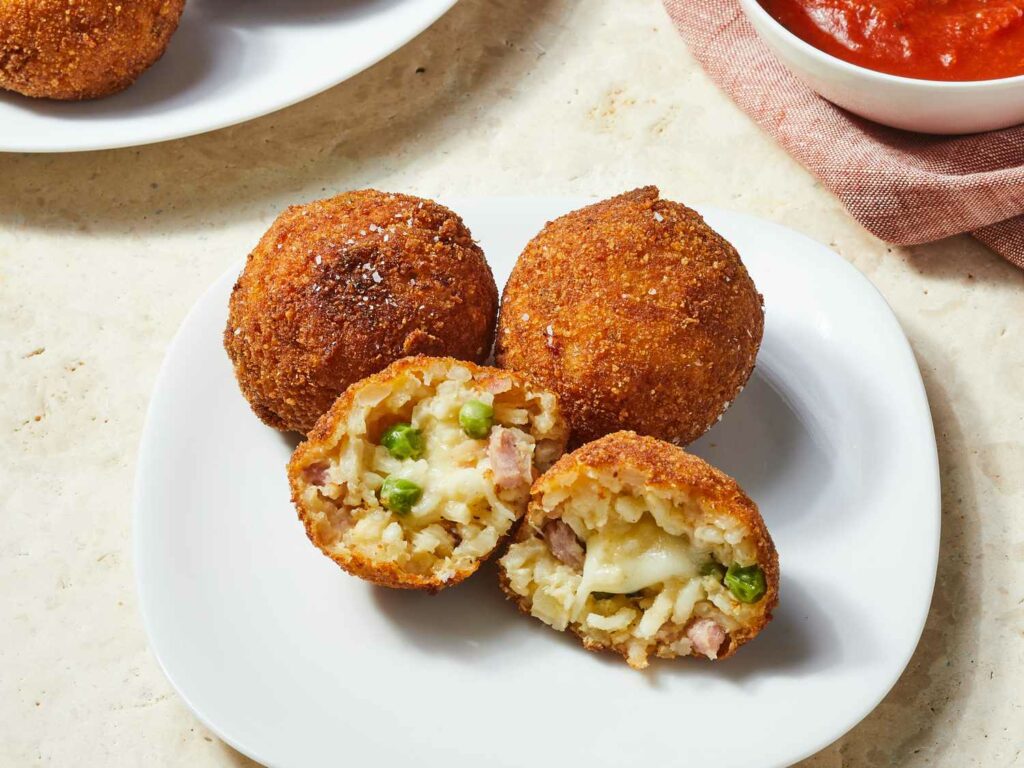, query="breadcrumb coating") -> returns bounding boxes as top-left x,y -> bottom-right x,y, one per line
0,0 -> 185,99
225,190 -> 499,434
496,186 -> 764,446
